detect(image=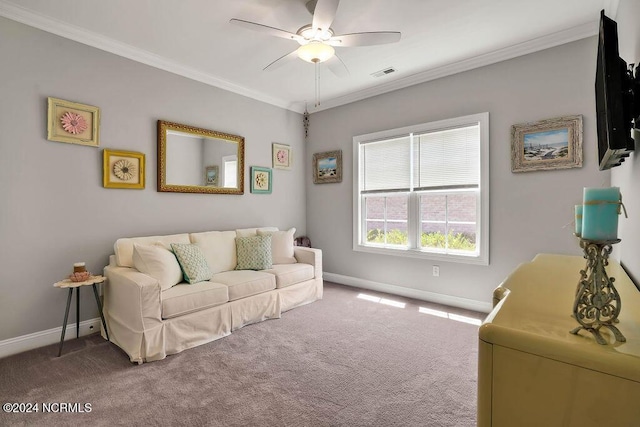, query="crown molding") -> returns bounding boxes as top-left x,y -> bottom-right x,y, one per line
1,0 -> 610,115
0,0 -> 305,113
310,20 -> 600,113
